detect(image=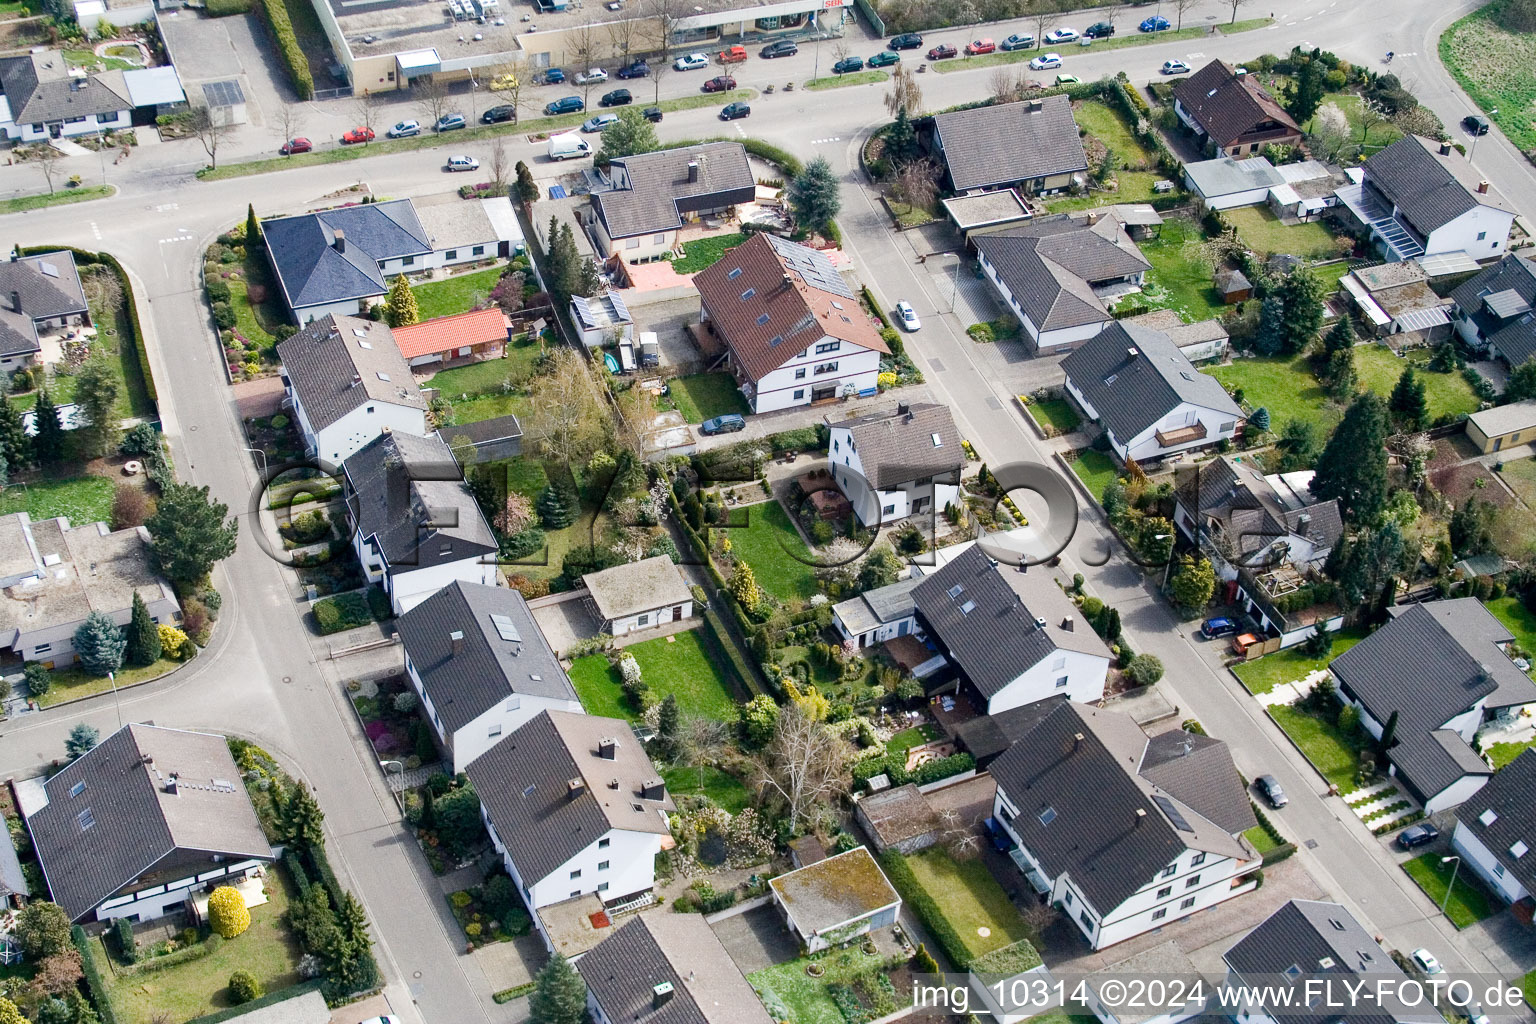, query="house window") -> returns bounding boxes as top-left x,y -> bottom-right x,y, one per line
1157,886 -> 1171,898
1180,896 -> 1196,909
35,643 -> 51,654
654,233 -> 666,244
1495,863 -> 1507,877
472,246 -> 485,256
1190,852 -> 1206,867
1482,809 -> 1500,826
488,723 -> 502,737
1152,907 -> 1167,921
816,341 -> 839,354
794,389 -> 804,400
1055,675 -> 1069,688
1186,875 -> 1201,888
598,838 -> 610,848
1063,890 -> 1073,905
740,288 -> 756,300
367,406 -> 375,414
1052,656 -> 1066,671
446,250 -> 458,260
882,504 -> 896,515
637,613 -> 649,626
571,890 -> 581,898
1078,909 -> 1096,930
1219,421 -> 1236,433
795,368 -> 806,379
814,362 -> 839,375
833,440 -> 839,452
69,781 -> 86,797
570,869 -> 581,879
402,256 -> 415,266
64,115 -> 87,124
598,861 -> 609,870
1162,865 -> 1176,877
627,238 -> 641,249
1478,231 -> 1488,241
597,882 -> 609,891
